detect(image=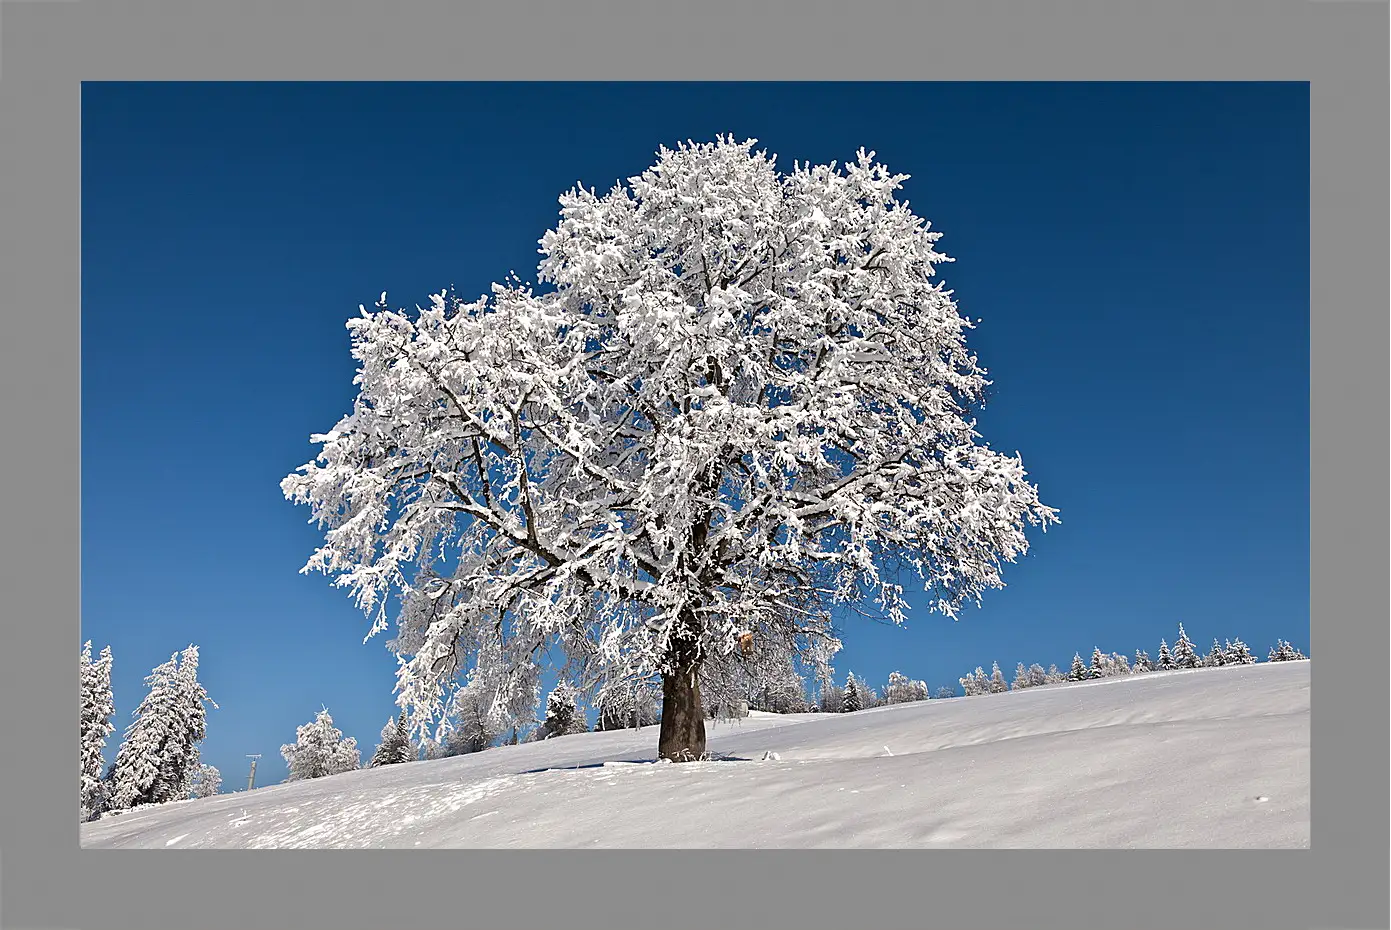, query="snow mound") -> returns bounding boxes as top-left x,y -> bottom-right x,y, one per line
81,662 -> 1309,849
